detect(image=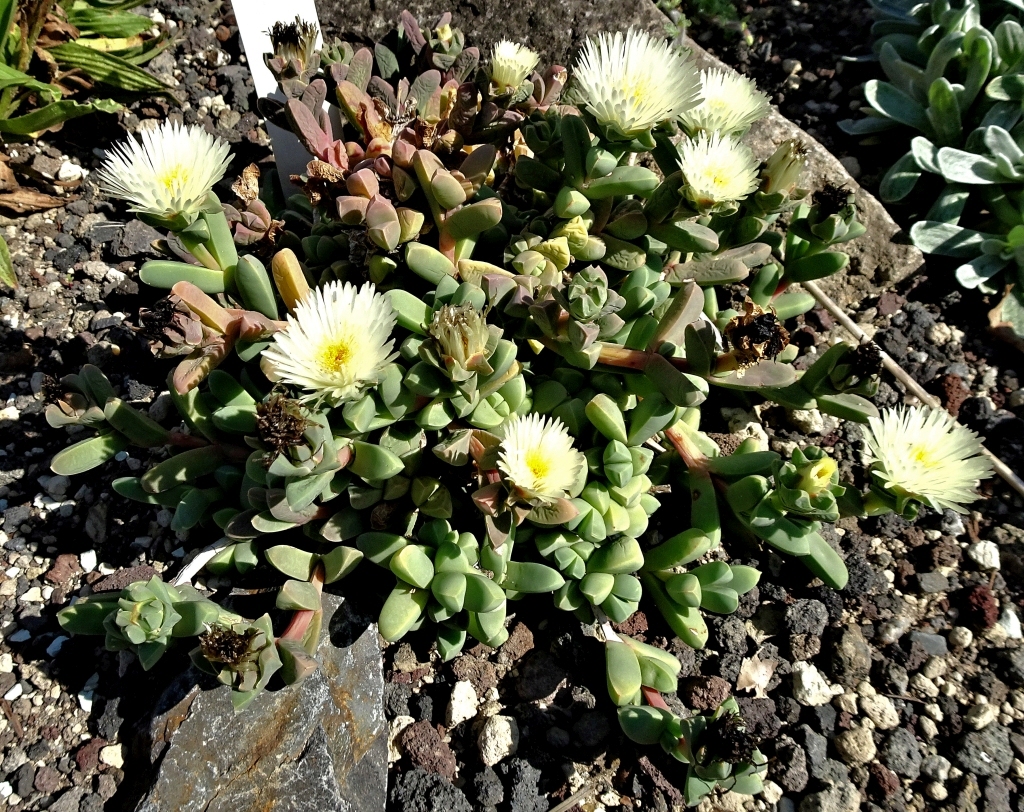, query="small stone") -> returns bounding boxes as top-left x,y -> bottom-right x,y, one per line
18,586 -> 42,603
838,156 -> 861,178
3,684 -> 22,701
832,627 -> 872,685
99,744 -> 123,769
999,608 -> 1022,640
388,715 -> 415,763
883,728 -> 923,779
834,726 -> 876,764
910,631 -> 948,656
792,662 -> 841,706
477,715 -> 519,767
788,408 -> 825,435
57,161 -> 83,182
0,654 -> 11,673
925,782 -> 948,801
956,726 -> 1014,776
917,571 -> 949,593
445,681 -> 478,727
921,754 -> 951,782
949,627 -> 974,650
859,694 -> 899,730
966,702 -> 999,730
799,781 -> 859,812
968,541 -> 1001,571
80,550 -> 97,573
